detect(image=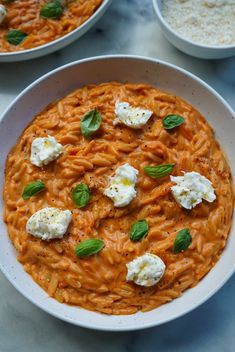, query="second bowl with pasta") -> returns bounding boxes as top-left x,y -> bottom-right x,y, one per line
0,0 -> 112,62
